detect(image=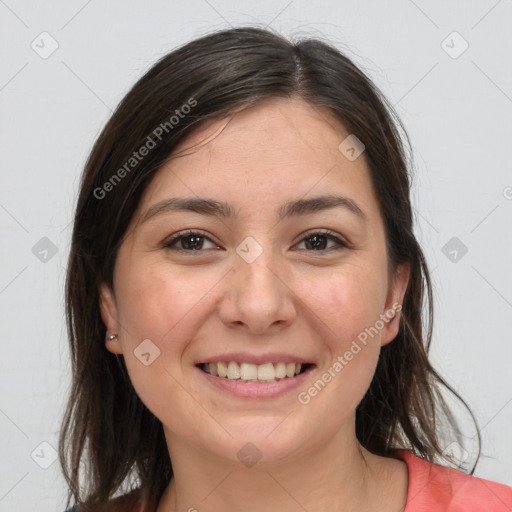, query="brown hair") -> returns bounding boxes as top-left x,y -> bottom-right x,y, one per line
59,26 -> 480,511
